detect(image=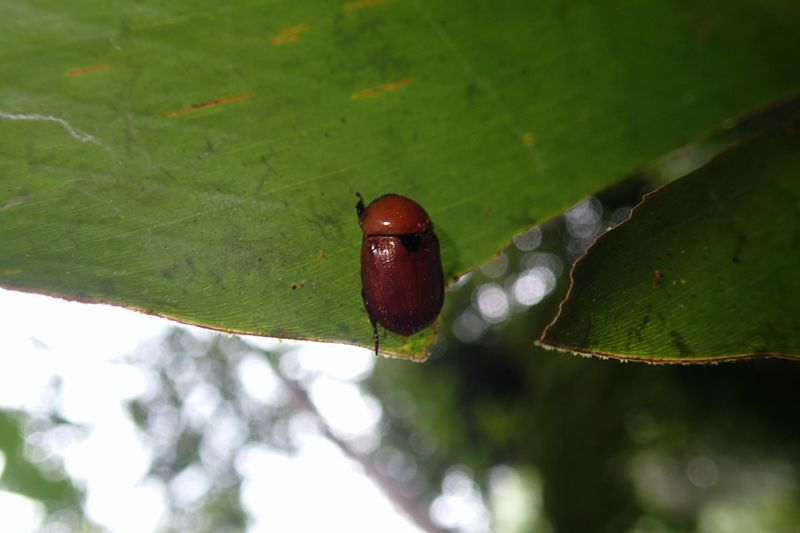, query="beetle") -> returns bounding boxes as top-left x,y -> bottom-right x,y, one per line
356,193 -> 444,355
